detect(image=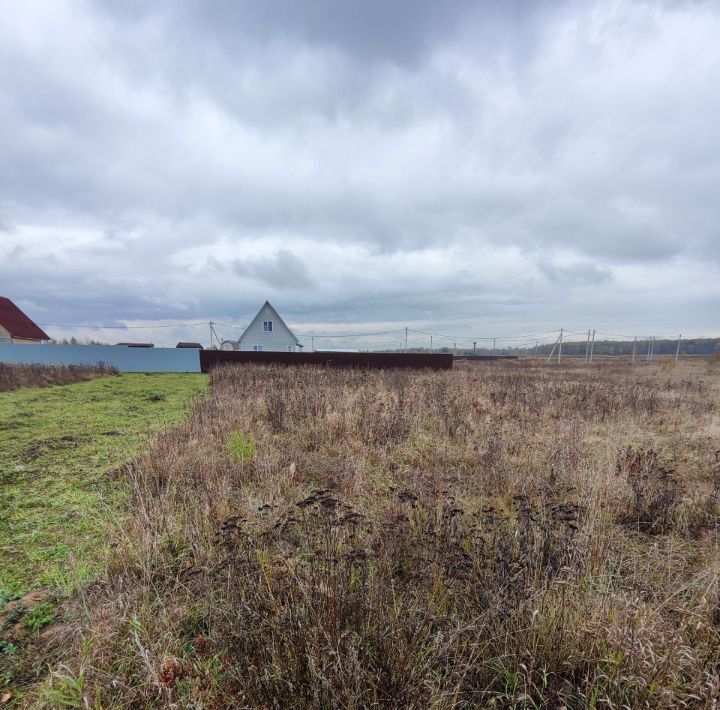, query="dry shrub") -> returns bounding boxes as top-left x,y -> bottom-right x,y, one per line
0,362 -> 116,391
615,447 -> 680,533
27,360 -> 720,708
